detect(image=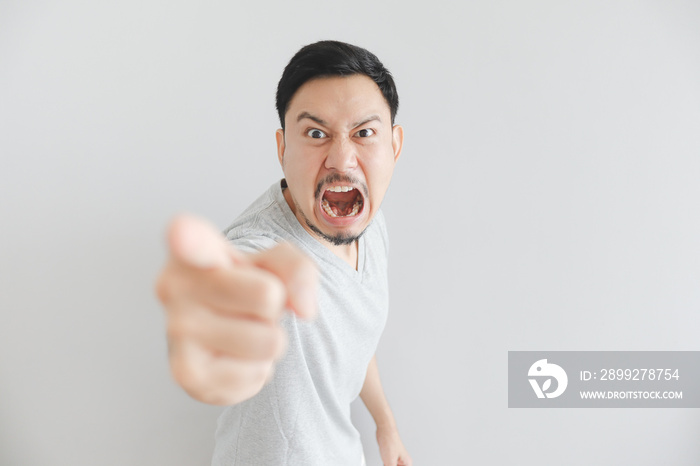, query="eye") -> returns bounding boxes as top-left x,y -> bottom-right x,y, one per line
355,128 -> 375,138
306,128 -> 327,139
